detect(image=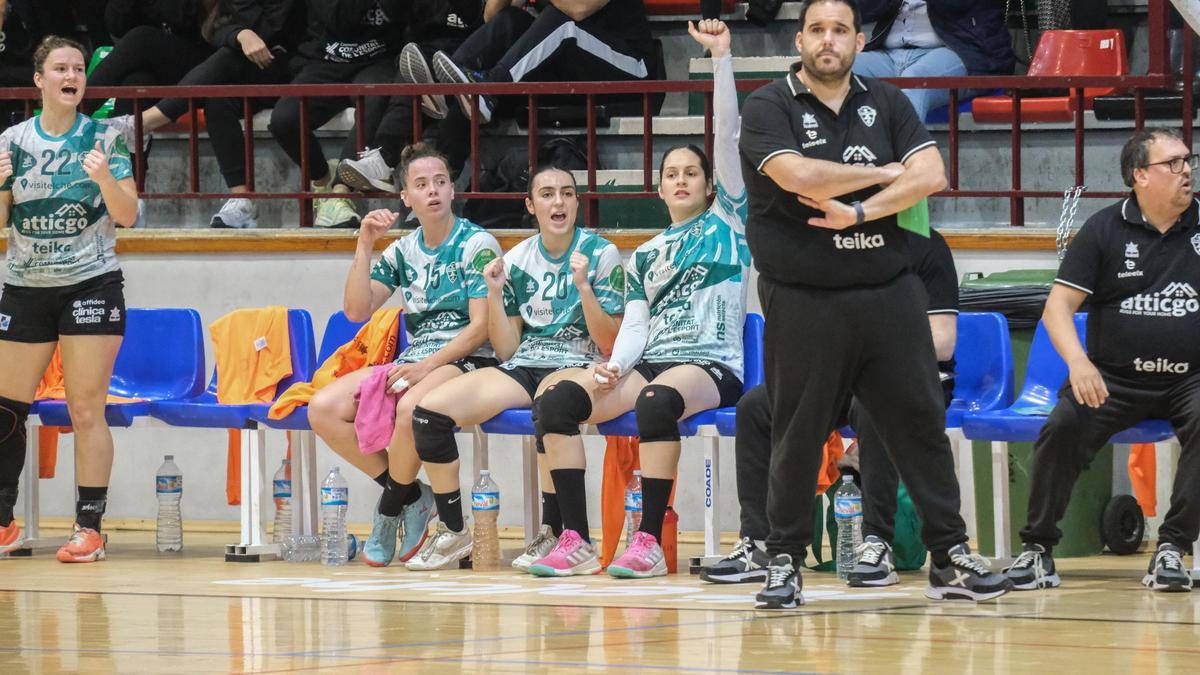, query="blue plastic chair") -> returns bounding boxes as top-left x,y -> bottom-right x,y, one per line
962,313 -> 1174,559
22,308 -> 206,553
149,308 -> 315,561
33,308 -> 206,427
